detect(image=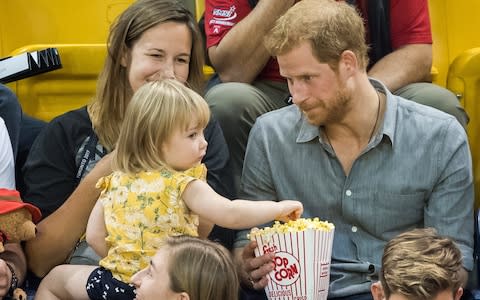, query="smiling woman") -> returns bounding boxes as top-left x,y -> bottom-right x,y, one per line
125,21 -> 192,93
21,0 -> 235,282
